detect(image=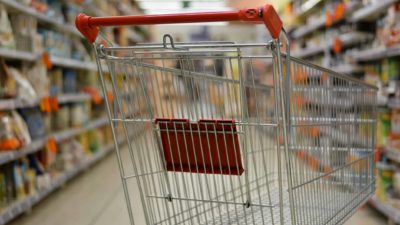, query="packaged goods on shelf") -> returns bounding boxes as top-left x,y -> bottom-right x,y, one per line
18,107 -> 46,140
48,68 -> 63,96
70,102 -> 91,128
377,108 -> 392,147
8,67 -> 37,102
9,13 -> 37,52
0,60 -> 17,99
52,105 -> 69,131
377,162 -> 396,202
0,113 -> 21,150
0,5 -> 15,49
39,29 -> 72,58
26,61 -> 49,99
62,69 -> 77,94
